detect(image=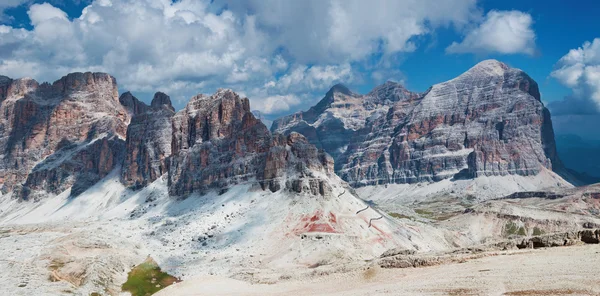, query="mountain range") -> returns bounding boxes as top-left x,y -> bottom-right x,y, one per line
1,60 -> 598,295
0,60 -> 581,201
